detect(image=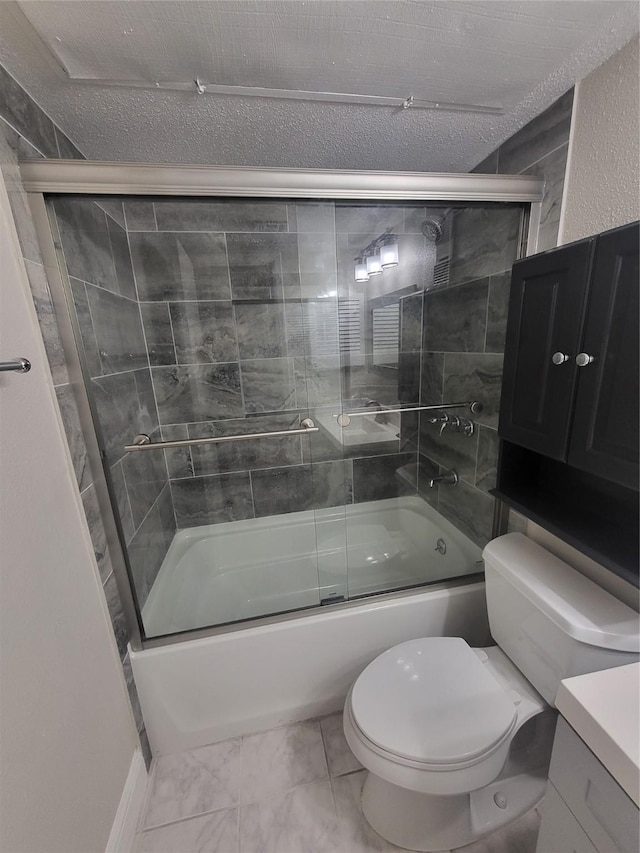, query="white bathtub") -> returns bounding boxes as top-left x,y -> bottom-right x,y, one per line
131,496 -> 491,755
142,495 -> 483,637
